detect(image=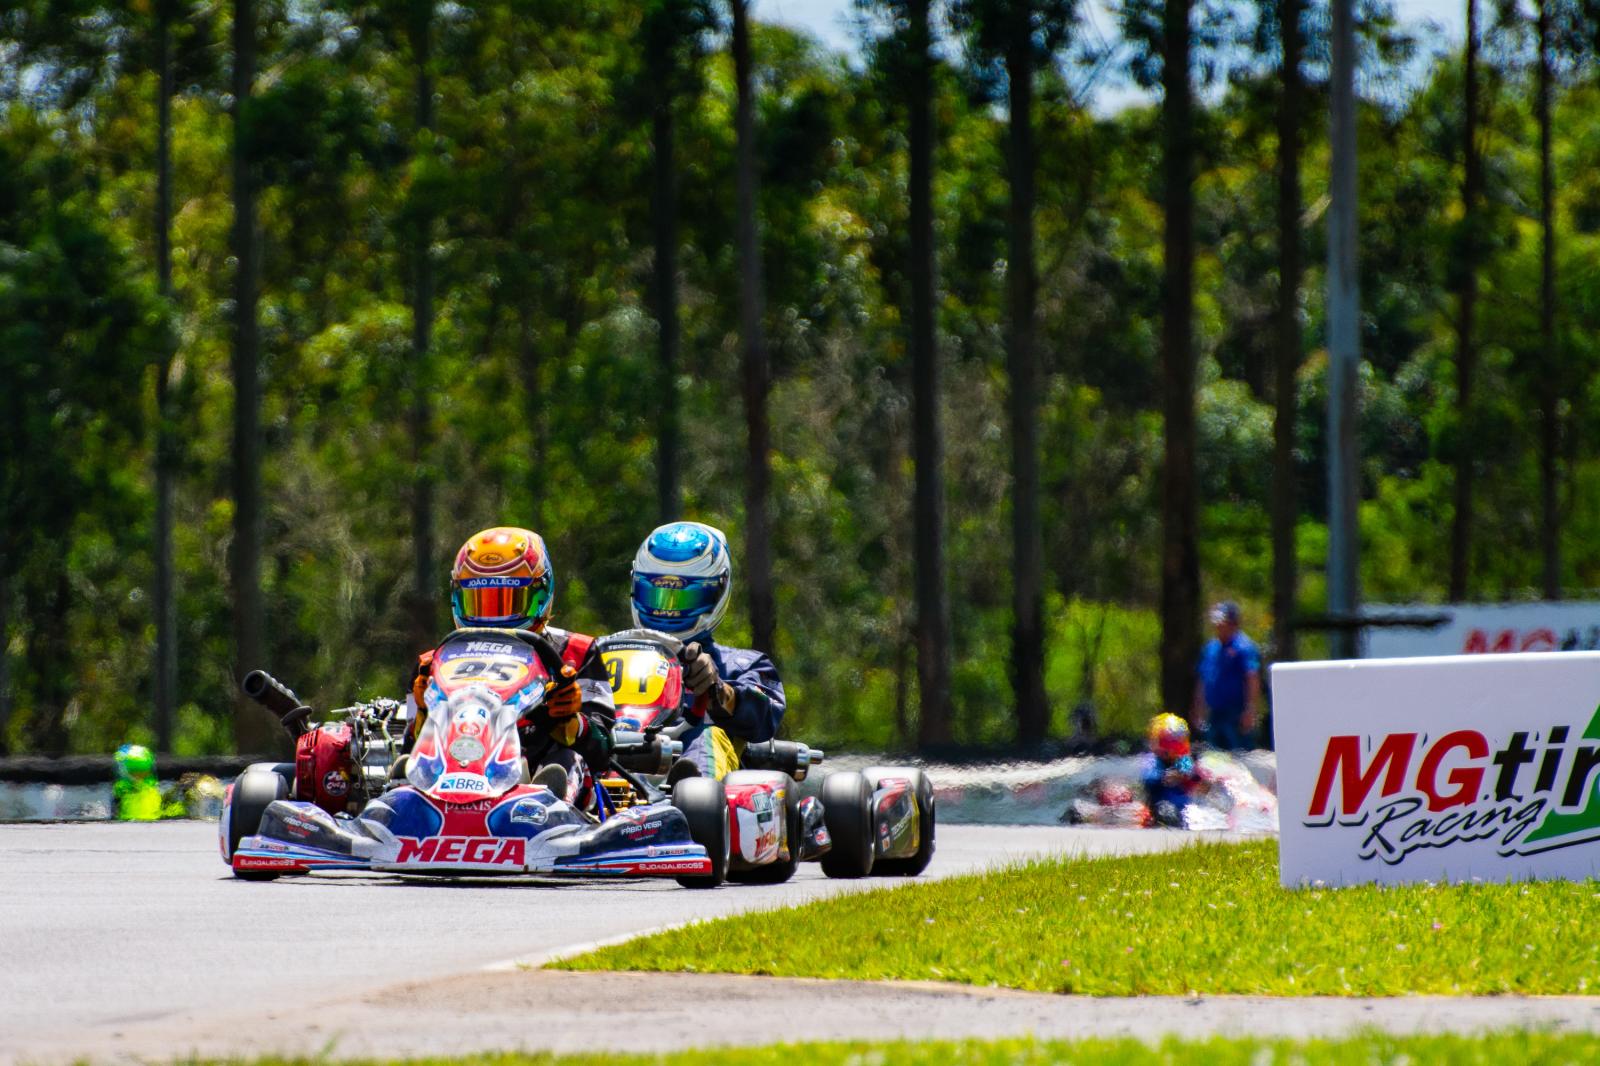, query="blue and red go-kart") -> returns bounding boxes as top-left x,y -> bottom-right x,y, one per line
221,628 -> 721,886
594,629 -> 936,882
